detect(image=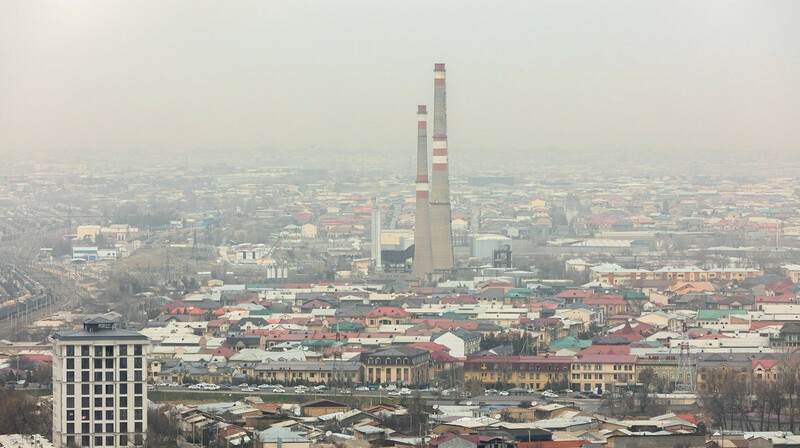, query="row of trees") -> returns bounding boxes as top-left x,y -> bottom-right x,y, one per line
700,359 -> 800,432
0,387 -> 52,437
